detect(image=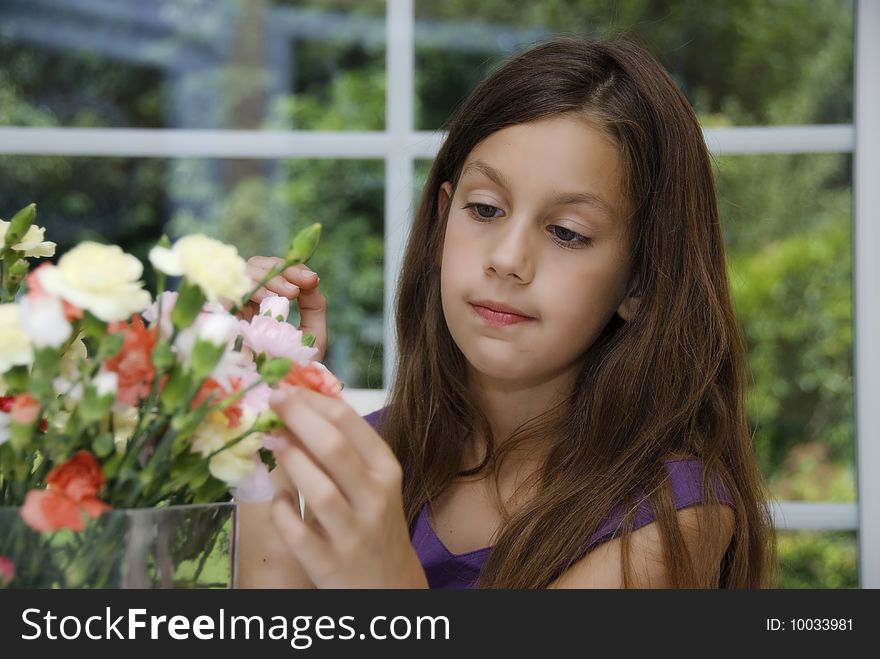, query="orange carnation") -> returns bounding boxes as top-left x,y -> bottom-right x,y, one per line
20,451 -> 111,532
192,377 -> 243,429
103,315 -> 158,406
282,362 -> 342,398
